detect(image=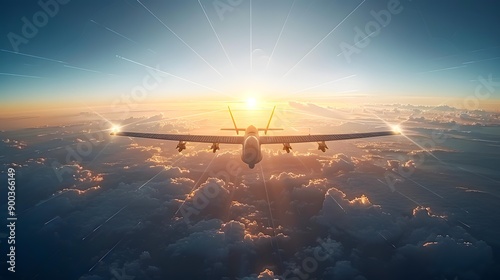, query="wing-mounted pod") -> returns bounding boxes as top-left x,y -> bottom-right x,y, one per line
210,143 -> 220,153
318,141 -> 328,152
176,141 -> 187,152
283,143 -> 292,153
